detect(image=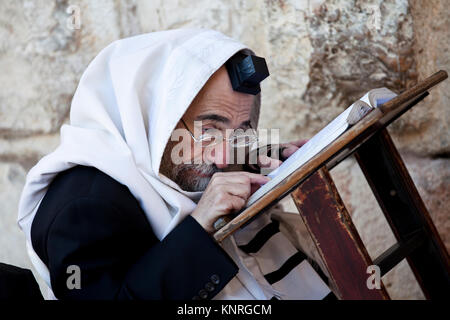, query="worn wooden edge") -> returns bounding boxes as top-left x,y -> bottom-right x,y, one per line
291,168 -> 390,300
379,70 -> 447,114
213,70 -> 448,243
